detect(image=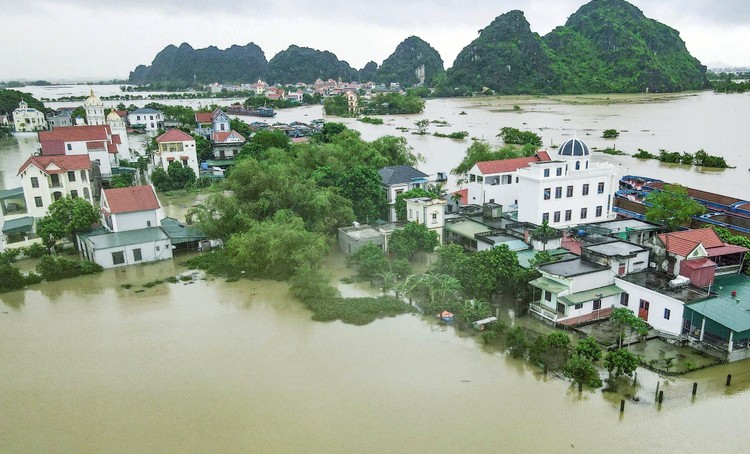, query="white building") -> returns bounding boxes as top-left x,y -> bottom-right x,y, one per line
83,89 -> 105,126
405,197 -> 446,243
78,185 -> 172,268
17,154 -> 94,218
106,108 -> 132,161
12,100 -> 47,132
516,138 -> 617,228
128,108 -> 164,132
154,129 -> 200,176
465,152 -> 551,208
38,125 -> 122,178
